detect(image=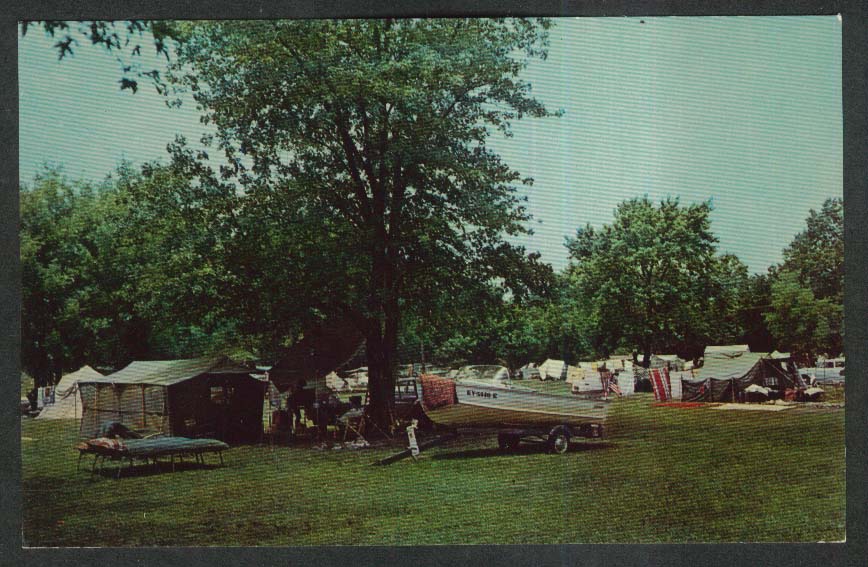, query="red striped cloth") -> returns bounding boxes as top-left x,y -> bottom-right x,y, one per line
650,368 -> 672,401
419,374 -> 458,410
